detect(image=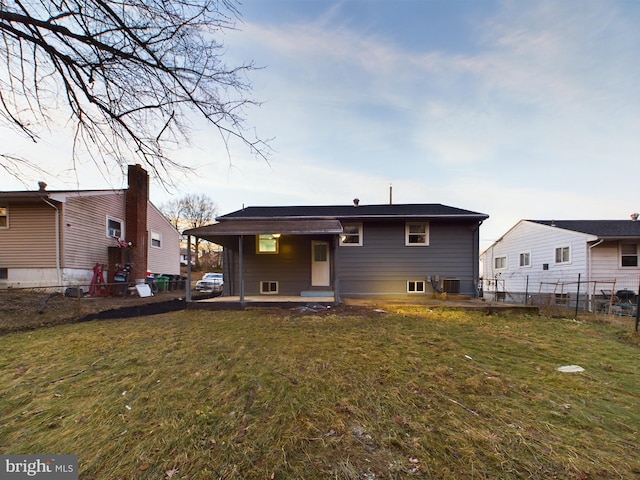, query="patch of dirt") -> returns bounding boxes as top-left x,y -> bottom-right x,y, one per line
0,289 -> 187,335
